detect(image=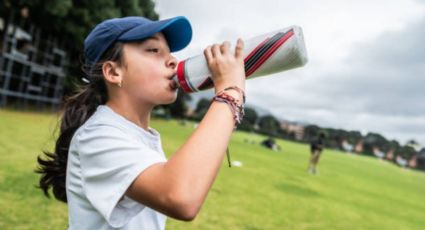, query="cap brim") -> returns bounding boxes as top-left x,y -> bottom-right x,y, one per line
117,16 -> 192,52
